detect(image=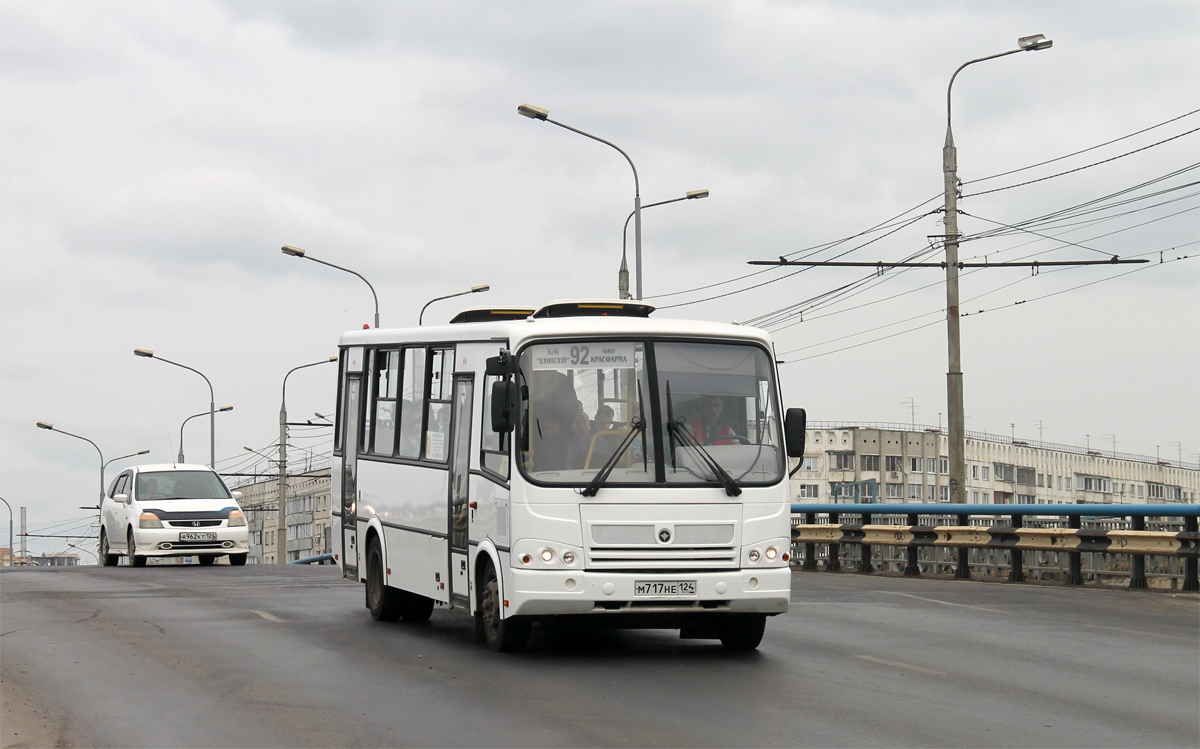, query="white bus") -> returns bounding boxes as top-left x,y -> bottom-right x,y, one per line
332,300 -> 807,651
